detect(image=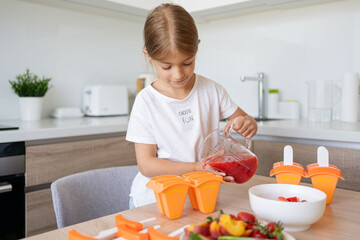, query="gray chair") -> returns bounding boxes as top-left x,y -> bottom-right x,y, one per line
51,165 -> 139,228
